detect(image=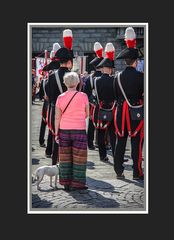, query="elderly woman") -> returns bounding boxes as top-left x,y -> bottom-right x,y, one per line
55,72 -> 89,191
